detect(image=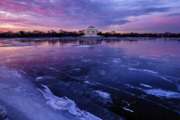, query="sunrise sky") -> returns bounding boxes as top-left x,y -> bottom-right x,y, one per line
0,0 -> 180,32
